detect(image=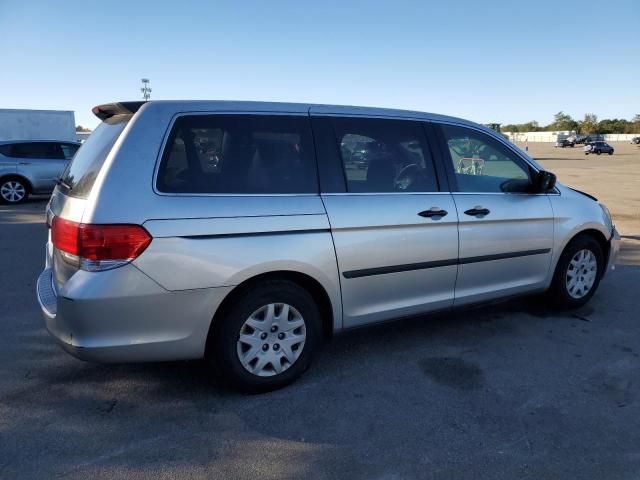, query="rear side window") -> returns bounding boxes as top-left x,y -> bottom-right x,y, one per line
331,117 -> 438,193
157,114 -> 317,194
3,142 -> 64,159
59,115 -> 130,198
